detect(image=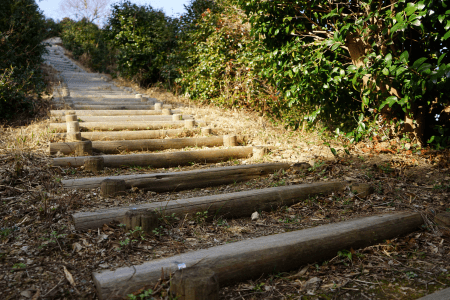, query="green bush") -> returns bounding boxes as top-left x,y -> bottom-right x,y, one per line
60,18 -> 114,73
238,0 -> 450,144
0,0 -> 48,120
107,1 -> 179,85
